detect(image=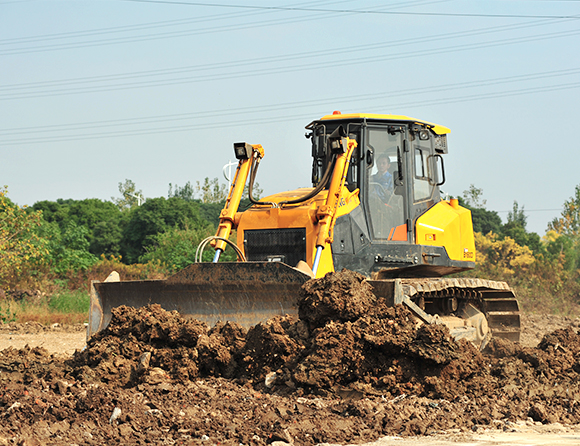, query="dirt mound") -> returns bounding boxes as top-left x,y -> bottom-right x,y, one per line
0,321 -> 86,334
298,269 -> 378,328
2,269 -> 580,445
